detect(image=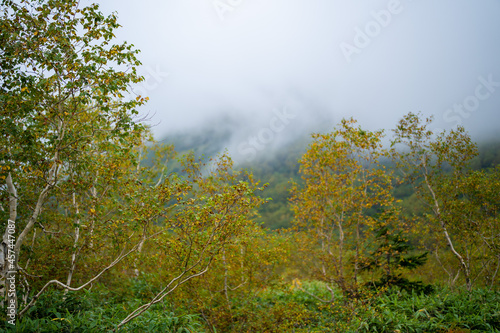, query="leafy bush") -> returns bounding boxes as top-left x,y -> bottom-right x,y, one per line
0,289 -> 205,333
1,282 -> 498,332
358,288 -> 500,332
